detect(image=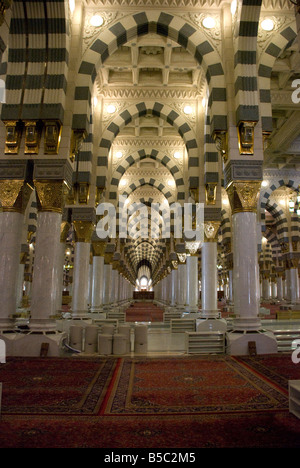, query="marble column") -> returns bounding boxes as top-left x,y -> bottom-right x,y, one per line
71,209 -> 95,318
276,273 -> 283,301
56,216 -> 71,314
290,258 -> 300,304
90,241 -> 106,313
226,181 -> 262,330
177,262 -> 186,308
185,254 -> 198,313
201,221 -> 220,318
170,268 -> 177,306
262,274 -> 270,301
0,177 -> 33,327
103,263 -> 112,306
30,180 -> 70,330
